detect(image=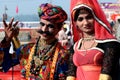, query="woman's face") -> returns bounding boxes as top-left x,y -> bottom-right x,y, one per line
75,10 -> 95,35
